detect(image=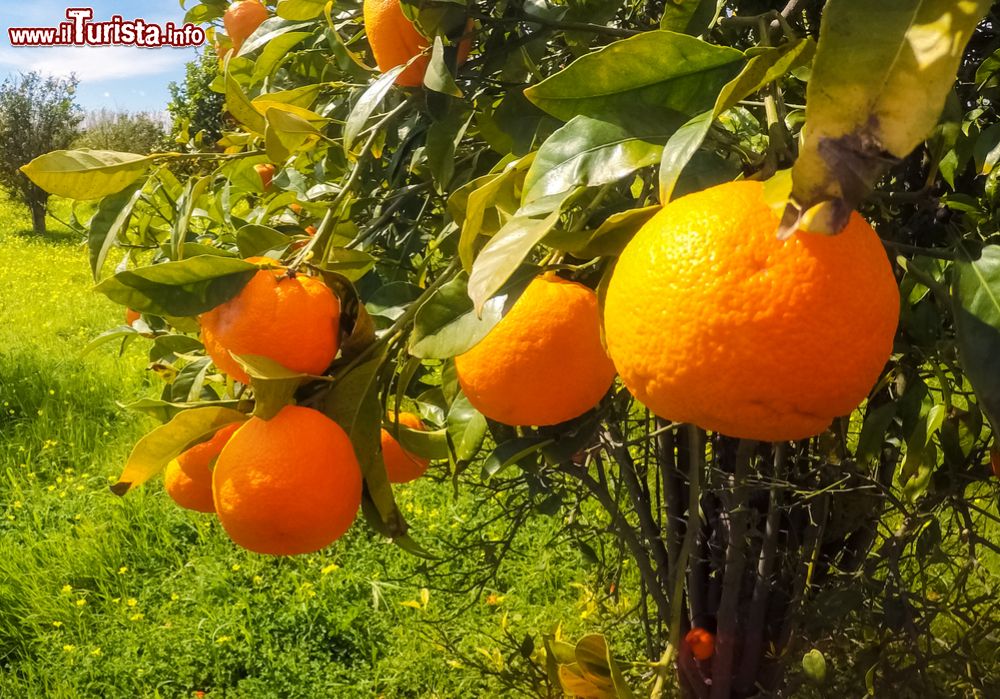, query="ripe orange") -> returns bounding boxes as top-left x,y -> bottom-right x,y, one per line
381,411 -> 430,483
305,225 -> 317,236
604,180 -> 899,442
363,0 -> 473,87
213,405 -> 362,555
200,257 -> 341,384
125,308 -> 141,326
290,203 -> 303,215
255,163 -> 275,191
163,422 -> 241,513
455,274 -> 617,426
685,628 -> 715,661
224,1 -> 268,53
